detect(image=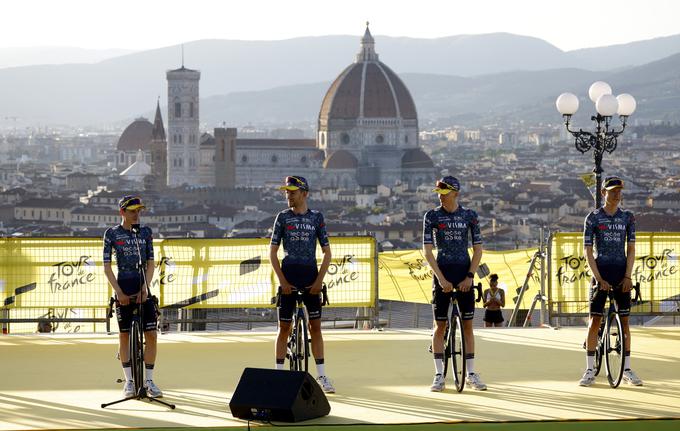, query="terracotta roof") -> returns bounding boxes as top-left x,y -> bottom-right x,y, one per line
401,148 -> 433,169
16,198 -> 78,209
319,62 -> 417,121
323,150 -> 358,169
117,118 -> 153,152
318,30 -> 418,123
